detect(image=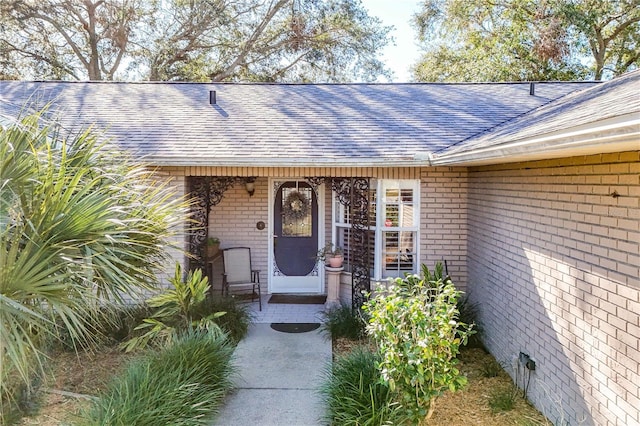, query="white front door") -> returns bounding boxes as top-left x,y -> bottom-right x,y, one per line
269,179 -> 324,293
